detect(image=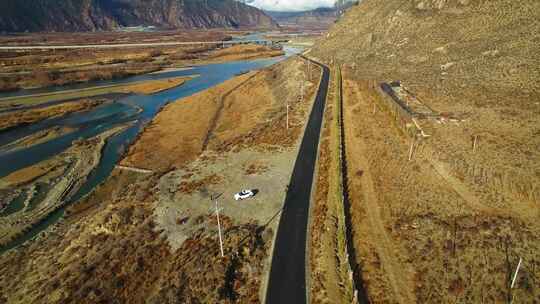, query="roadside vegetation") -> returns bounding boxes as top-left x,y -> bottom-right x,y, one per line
310,65 -> 359,303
